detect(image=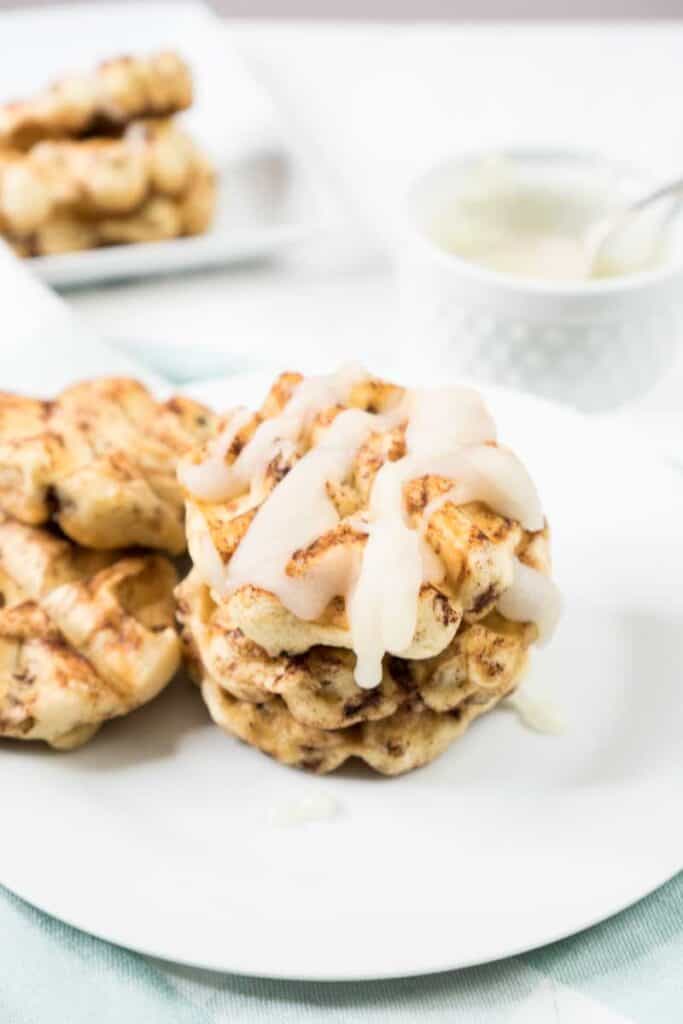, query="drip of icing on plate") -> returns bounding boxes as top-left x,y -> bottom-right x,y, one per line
181,367 -> 561,688
269,791 -> 341,827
